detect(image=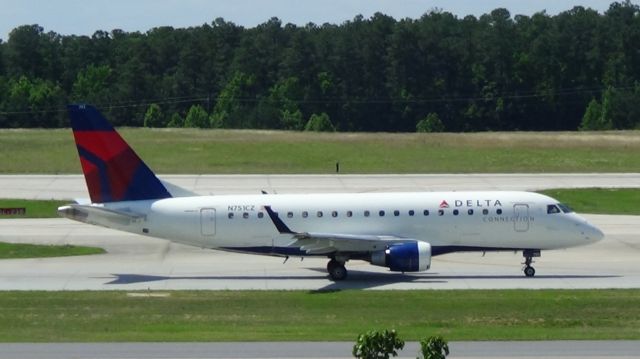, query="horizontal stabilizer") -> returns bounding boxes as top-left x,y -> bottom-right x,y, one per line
58,204 -> 145,226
